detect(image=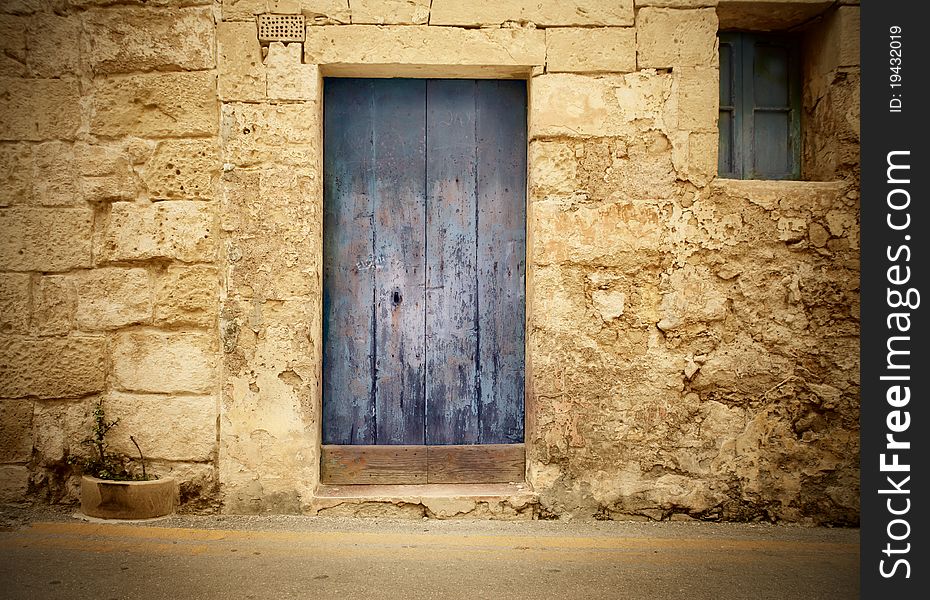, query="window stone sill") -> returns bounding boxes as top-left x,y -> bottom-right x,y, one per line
711,178 -> 848,210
